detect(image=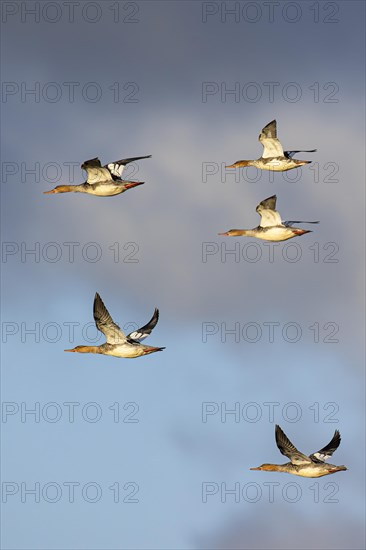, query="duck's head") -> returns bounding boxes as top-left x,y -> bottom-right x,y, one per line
44,185 -> 73,194
64,345 -> 100,354
218,229 -> 247,237
250,464 -> 279,472
226,160 -> 252,168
